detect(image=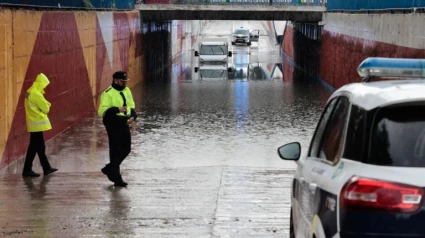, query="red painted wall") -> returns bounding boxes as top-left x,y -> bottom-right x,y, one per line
320,31 -> 425,89
3,12 -> 93,168
283,62 -> 294,82
282,23 -> 294,60
319,13 -> 425,89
